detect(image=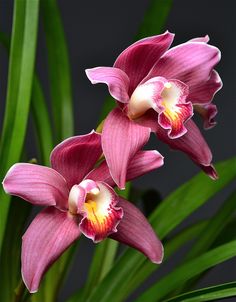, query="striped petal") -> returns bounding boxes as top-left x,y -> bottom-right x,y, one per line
102,108 -> 150,189
85,67 -> 130,103
3,163 -> 69,209
144,41 -> 221,89
156,119 -> 218,179
50,131 -> 102,189
110,197 -> 163,264
86,150 -> 164,187
22,207 -> 81,293
114,31 -> 174,94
